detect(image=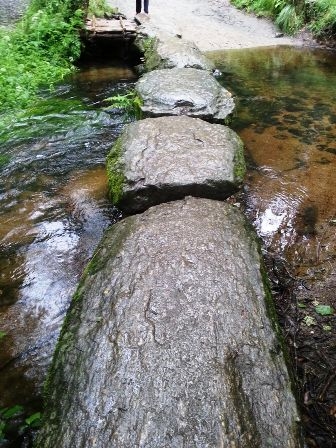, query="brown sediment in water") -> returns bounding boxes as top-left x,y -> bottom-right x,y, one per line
0,166 -> 112,407
209,45 -> 336,447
